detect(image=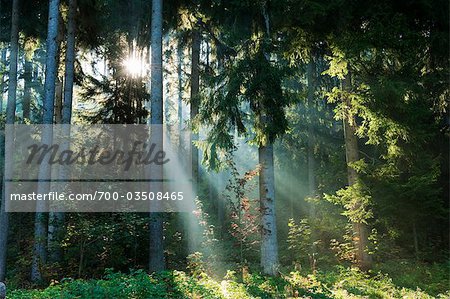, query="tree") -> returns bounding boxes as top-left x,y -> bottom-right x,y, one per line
0,49 -> 6,112
306,58 -> 317,200
148,0 -> 165,273
0,0 -> 20,282
22,57 -> 33,121
197,1 -> 291,276
62,0 -> 76,125
341,73 -> 372,270
190,29 -> 200,189
306,55 -> 318,261
257,3 -> 280,276
177,37 -> 184,150
48,0 -> 77,264
31,0 -> 61,282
